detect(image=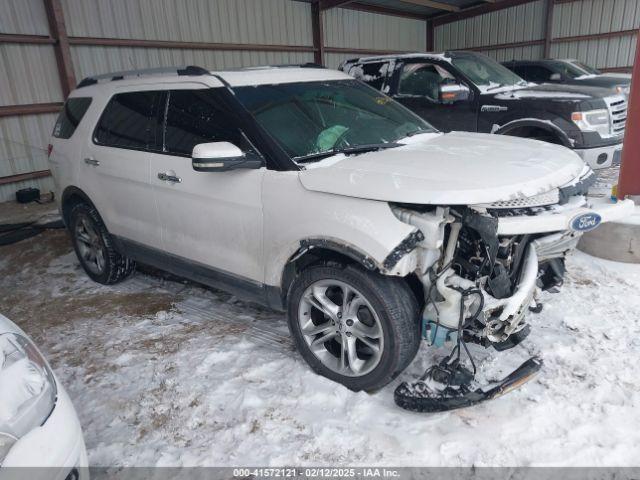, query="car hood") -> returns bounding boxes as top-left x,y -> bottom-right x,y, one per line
298,132 -> 585,205
492,82 -> 615,101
